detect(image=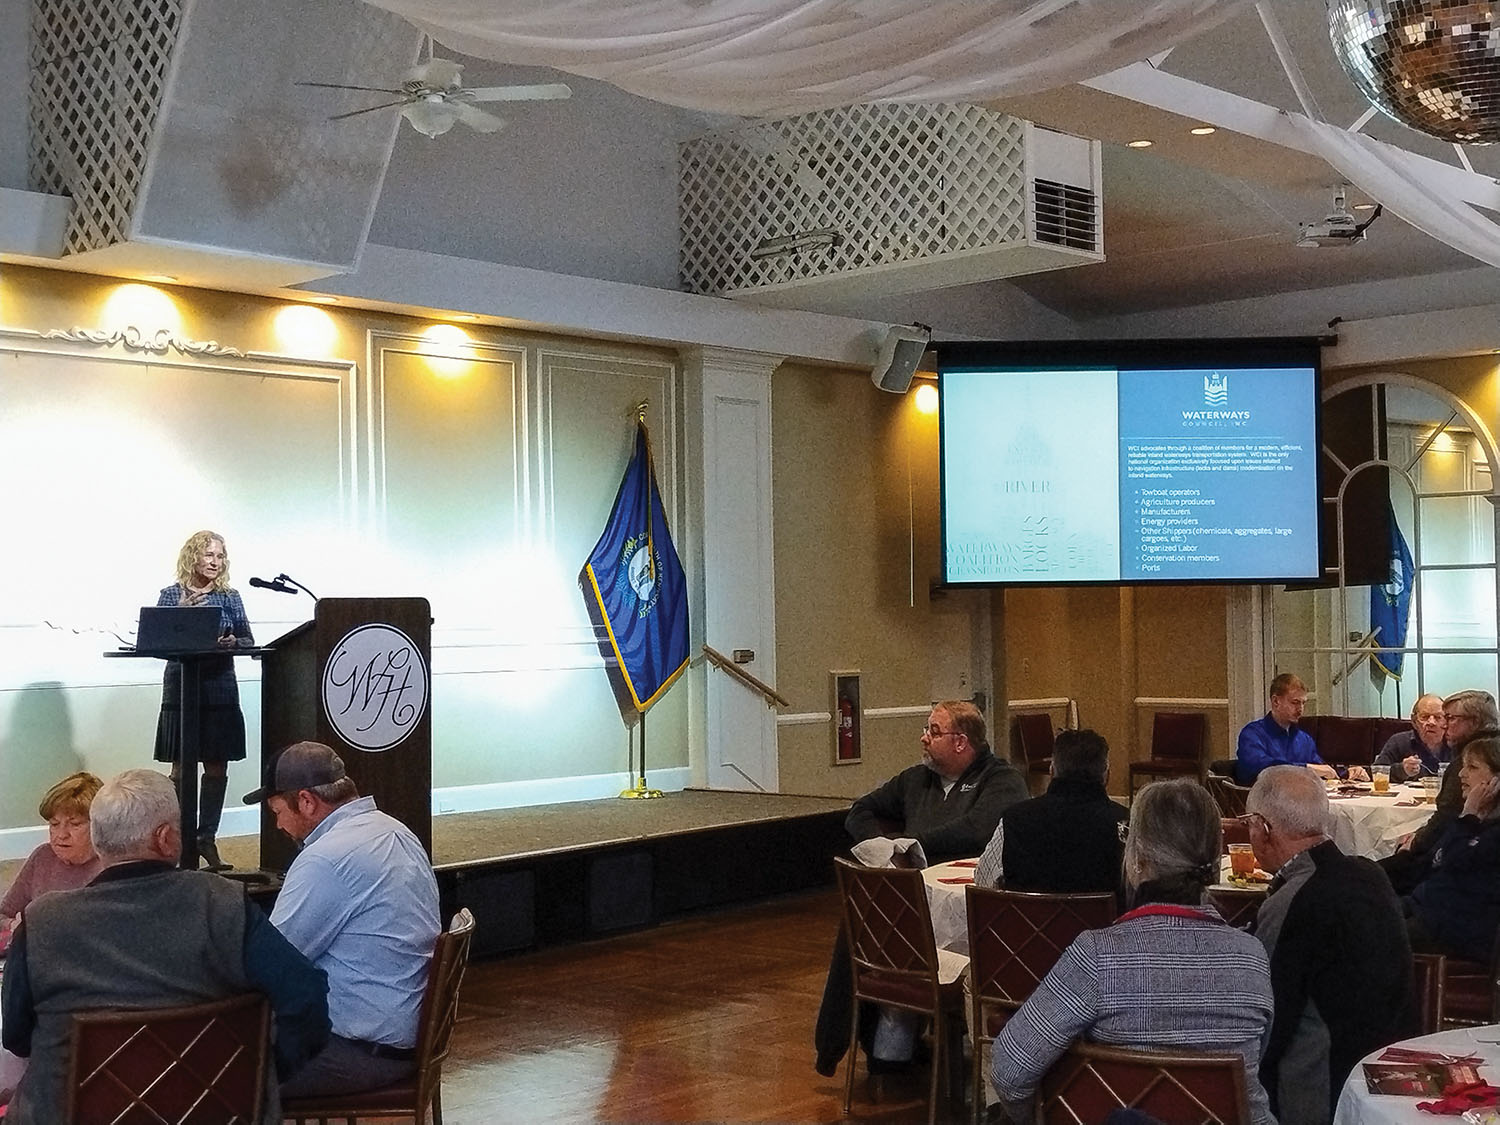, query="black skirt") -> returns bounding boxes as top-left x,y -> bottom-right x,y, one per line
152,656 -> 248,763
